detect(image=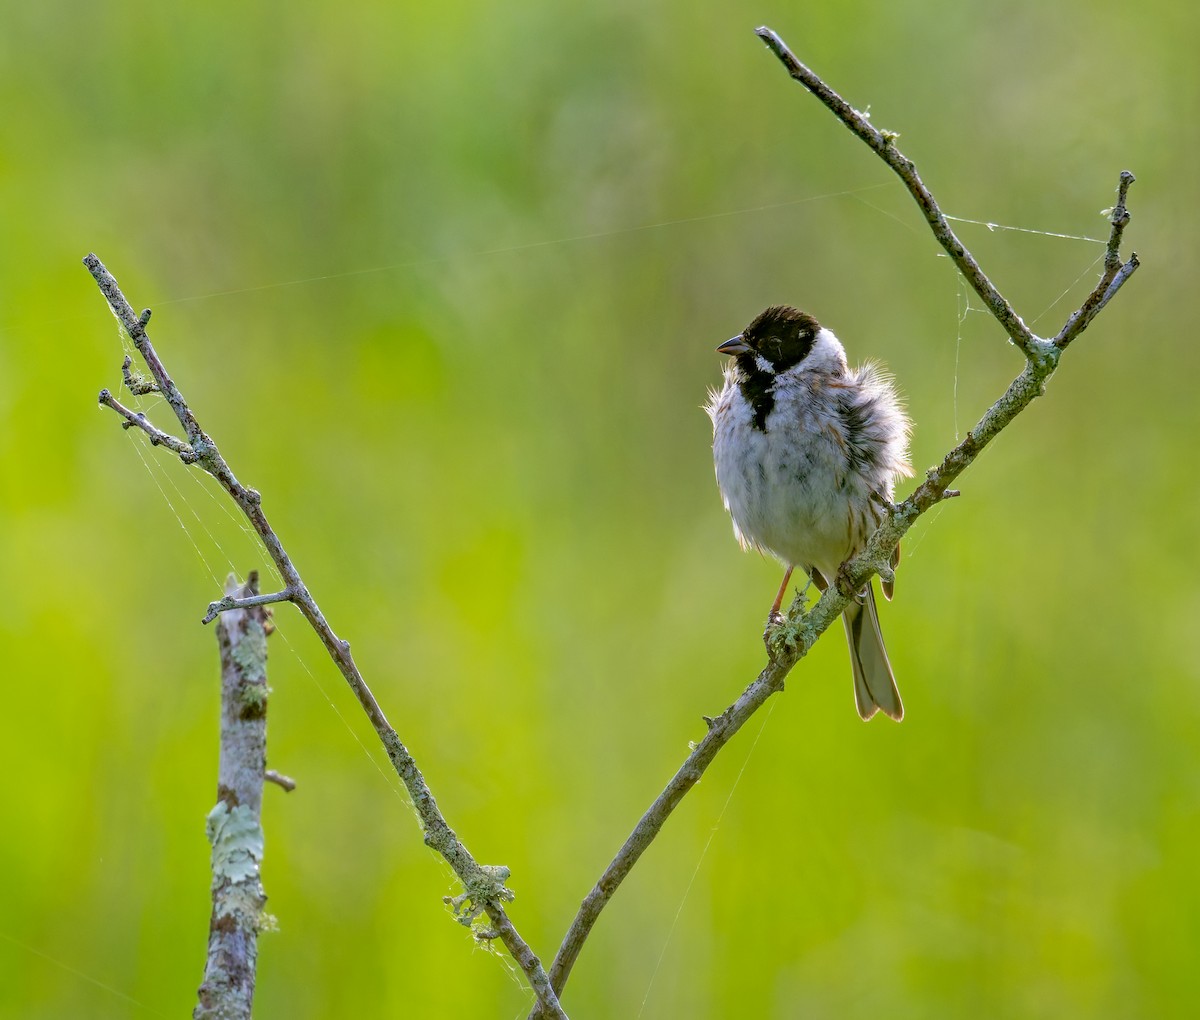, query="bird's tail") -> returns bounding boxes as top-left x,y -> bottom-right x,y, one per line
843,584 -> 904,721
